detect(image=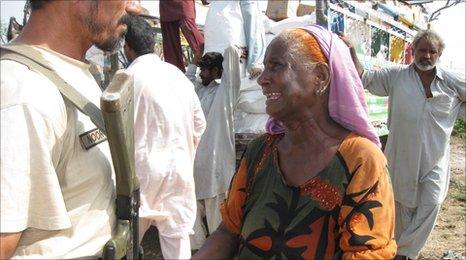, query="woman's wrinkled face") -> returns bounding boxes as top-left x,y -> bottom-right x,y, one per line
257,38 -> 318,121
